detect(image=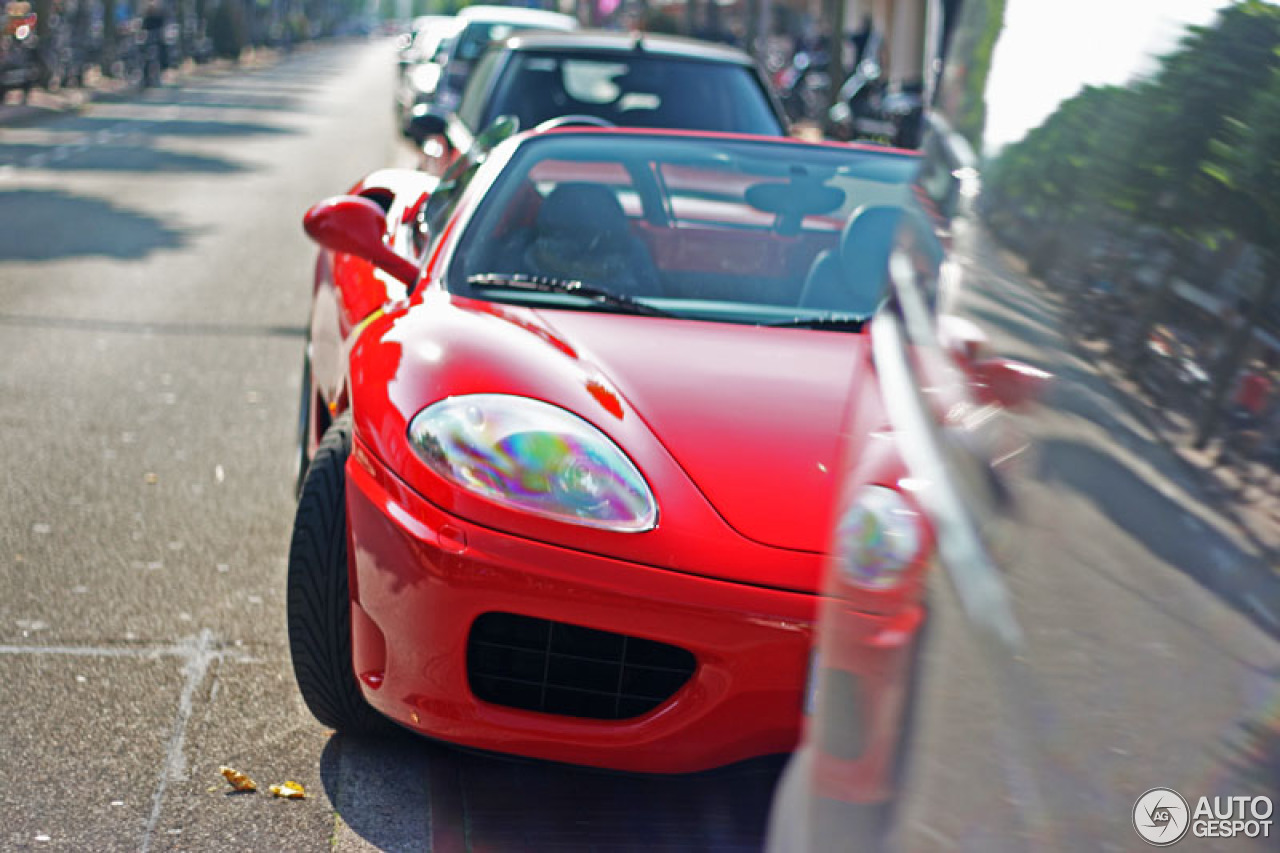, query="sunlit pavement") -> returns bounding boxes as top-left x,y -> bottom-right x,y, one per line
2,37 -> 1278,851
